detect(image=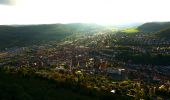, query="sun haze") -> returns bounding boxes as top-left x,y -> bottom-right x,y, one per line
0,0 -> 170,25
